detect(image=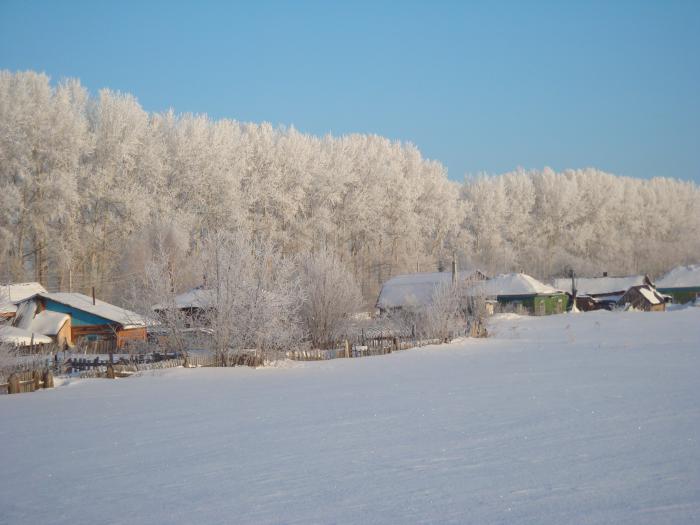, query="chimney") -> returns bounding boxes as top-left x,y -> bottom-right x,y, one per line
92,286 -> 96,305
451,256 -> 457,285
